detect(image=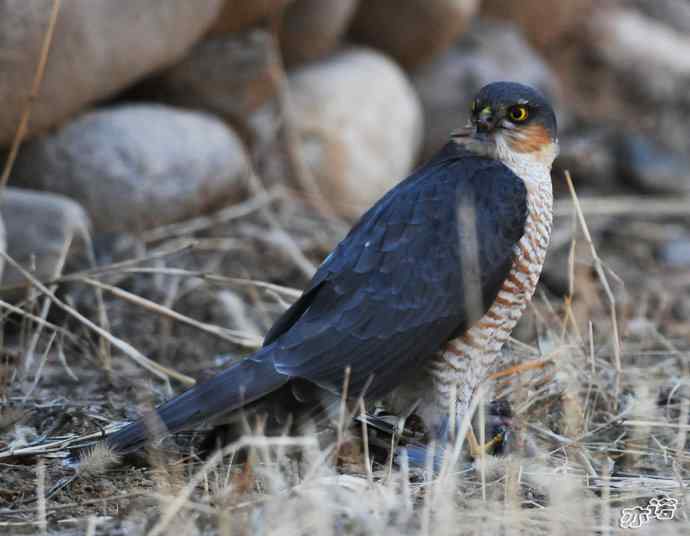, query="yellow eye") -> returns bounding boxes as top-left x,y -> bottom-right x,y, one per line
509,106 -> 528,122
